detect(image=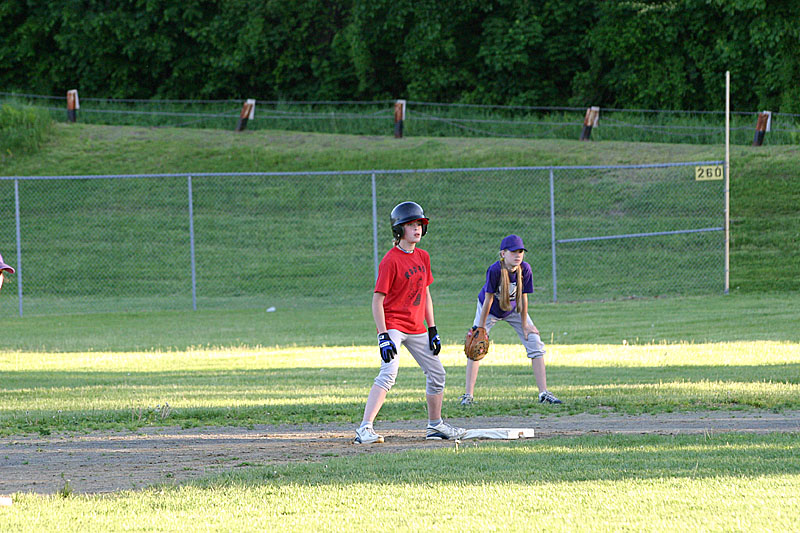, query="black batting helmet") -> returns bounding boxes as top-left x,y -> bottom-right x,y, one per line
390,201 -> 428,240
